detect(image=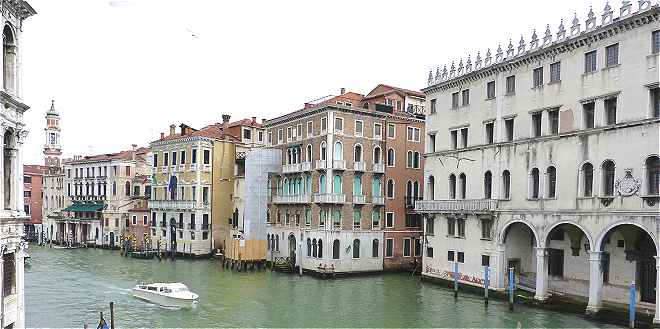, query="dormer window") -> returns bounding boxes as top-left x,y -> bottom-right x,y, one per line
243,128 -> 251,140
